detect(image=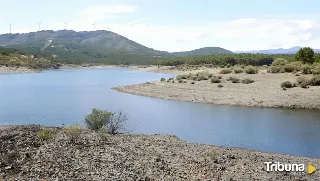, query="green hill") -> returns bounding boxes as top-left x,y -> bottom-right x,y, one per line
0,30 -> 233,65
172,47 -> 233,57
